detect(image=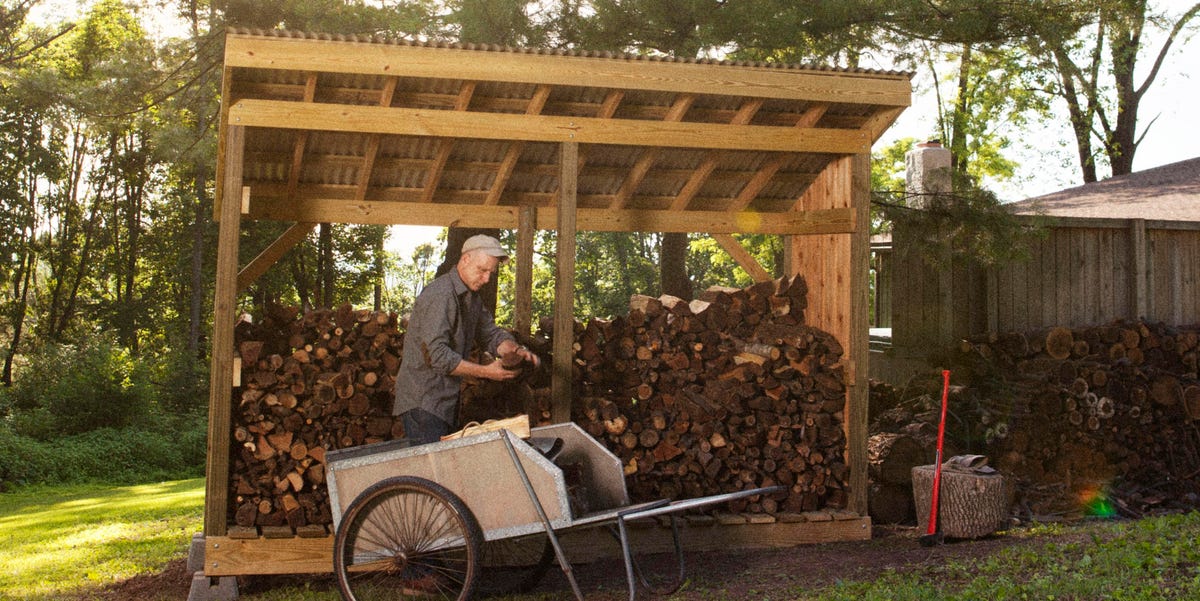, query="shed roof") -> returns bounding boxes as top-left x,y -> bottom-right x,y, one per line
217,29 -> 912,234
1008,157 -> 1200,222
